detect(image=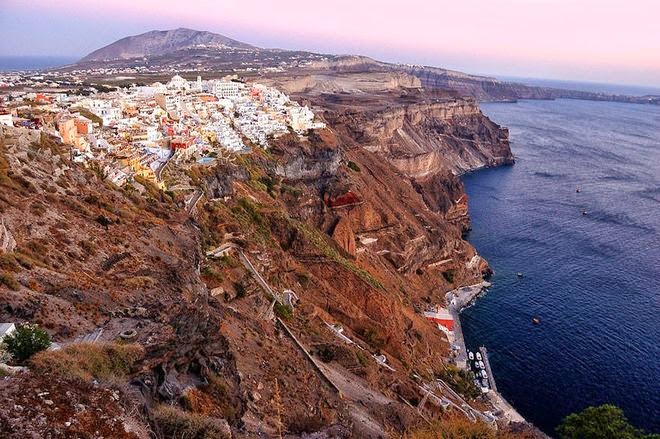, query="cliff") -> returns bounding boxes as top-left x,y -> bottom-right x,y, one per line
0,90 -> 534,438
